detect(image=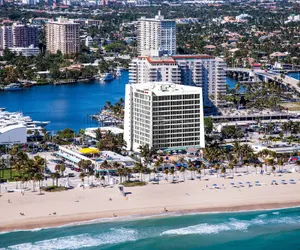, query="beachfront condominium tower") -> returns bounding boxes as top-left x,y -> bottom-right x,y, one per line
129,55 -> 227,107
46,17 -> 80,55
137,12 -> 176,57
124,82 -> 205,151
